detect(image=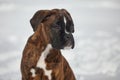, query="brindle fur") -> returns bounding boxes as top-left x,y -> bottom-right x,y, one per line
21,9 -> 76,80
